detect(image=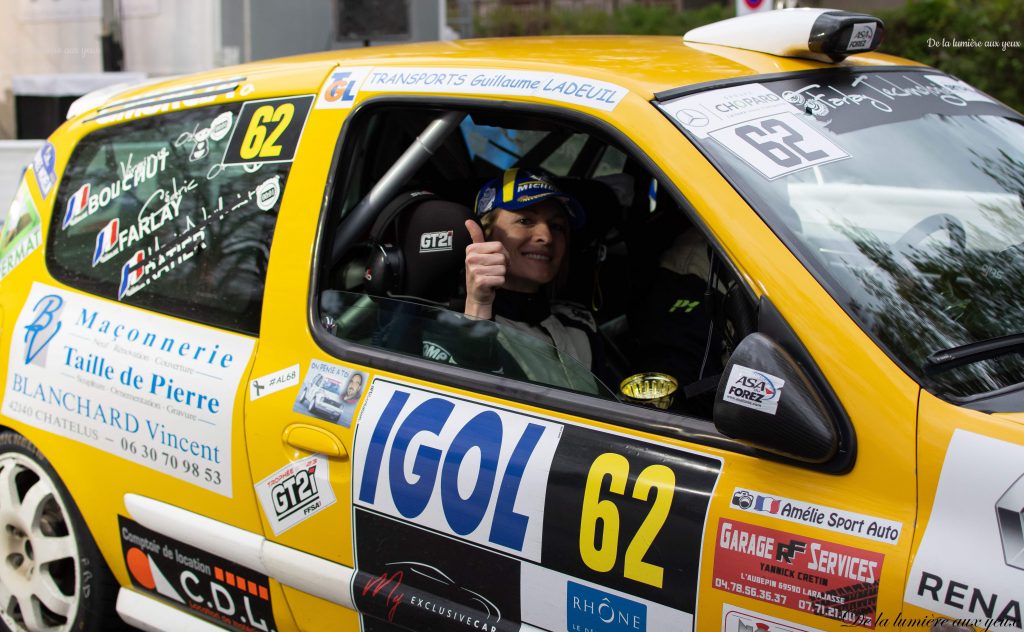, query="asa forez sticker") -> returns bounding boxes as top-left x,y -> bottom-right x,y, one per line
730,487 -> 903,544
2,283 -> 254,496
250,363 -> 300,401
352,378 -> 723,631
316,66 -> 629,112
293,360 -> 366,427
722,365 -> 786,415
722,604 -> 821,632
904,430 -> 1023,629
0,180 -> 43,281
255,454 -> 336,535
119,516 -> 276,632
222,95 -> 314,166
713,519 -> 883,628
